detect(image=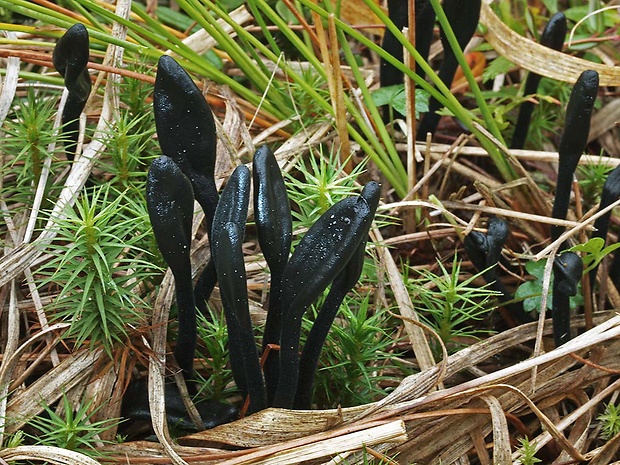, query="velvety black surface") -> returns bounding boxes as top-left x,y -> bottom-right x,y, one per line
551,69 -> 599,242
253,145 -> 292,402
273,182 -> 378,408
511,12 -> 567,149
52,23 -> 91,161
